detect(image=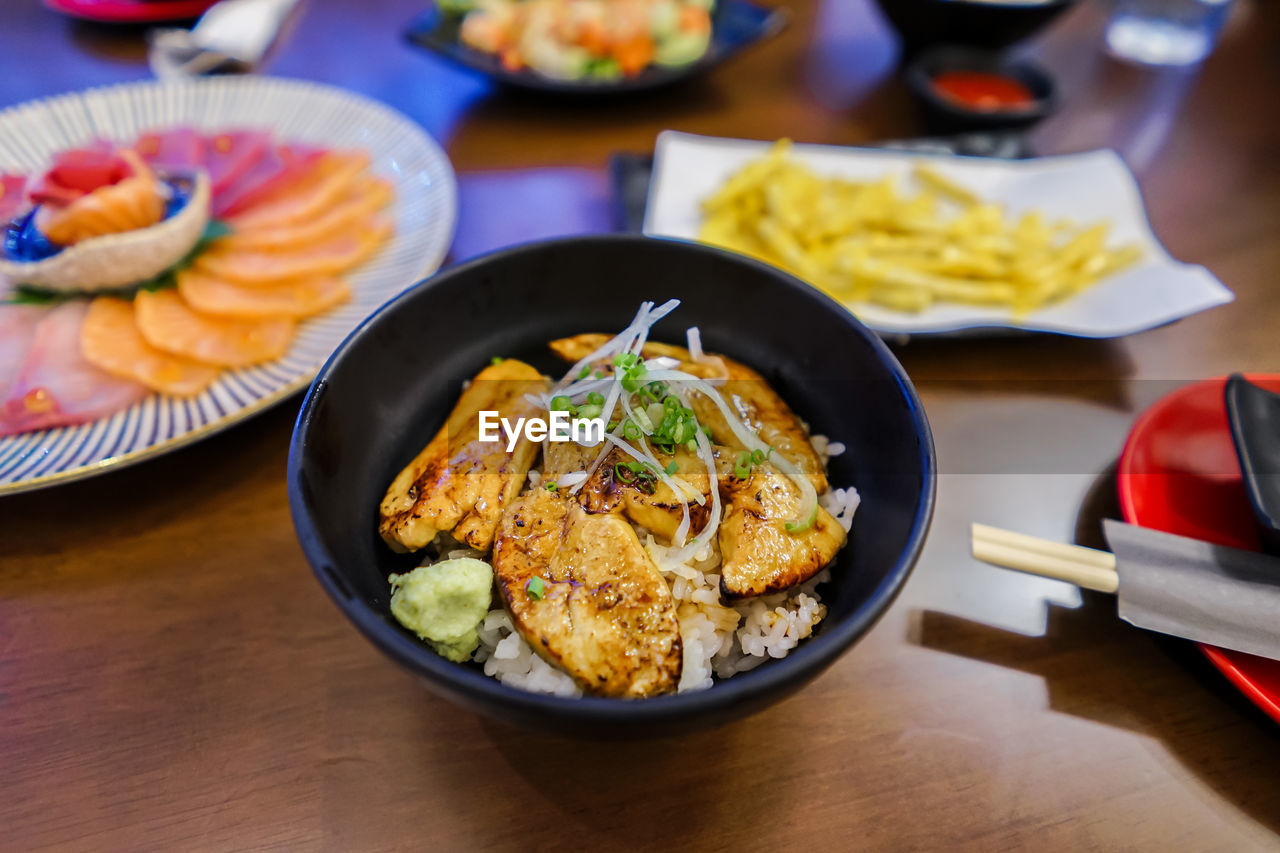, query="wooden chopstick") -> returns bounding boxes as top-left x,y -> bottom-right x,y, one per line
971,523 -> 1120,593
